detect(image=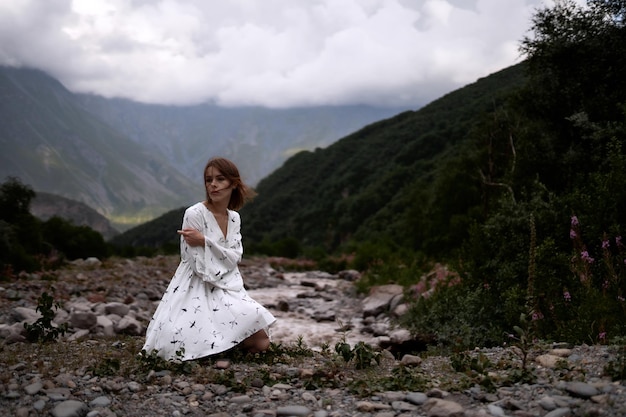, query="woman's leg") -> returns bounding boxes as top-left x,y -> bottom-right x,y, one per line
241,330 -> 270,353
